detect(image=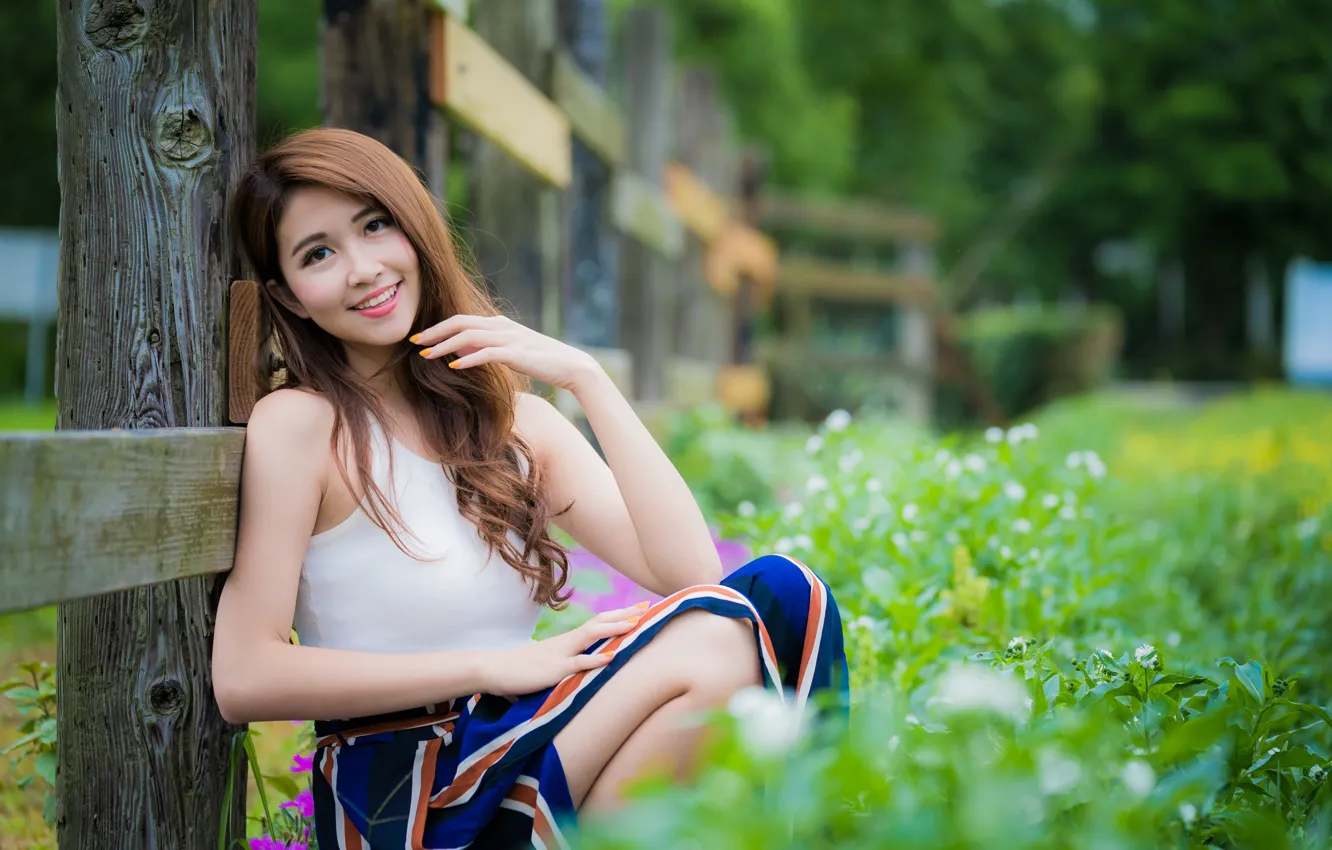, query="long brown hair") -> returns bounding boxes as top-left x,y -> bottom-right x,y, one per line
230,127 -> 570,608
